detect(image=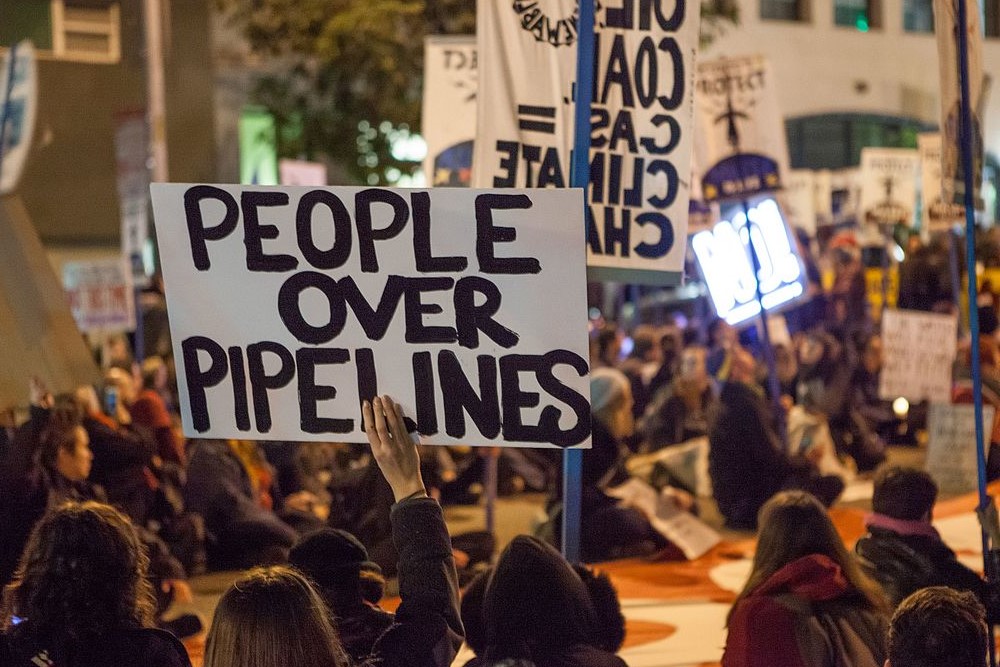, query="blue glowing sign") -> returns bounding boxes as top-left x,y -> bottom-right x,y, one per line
691,198 -> 805,325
